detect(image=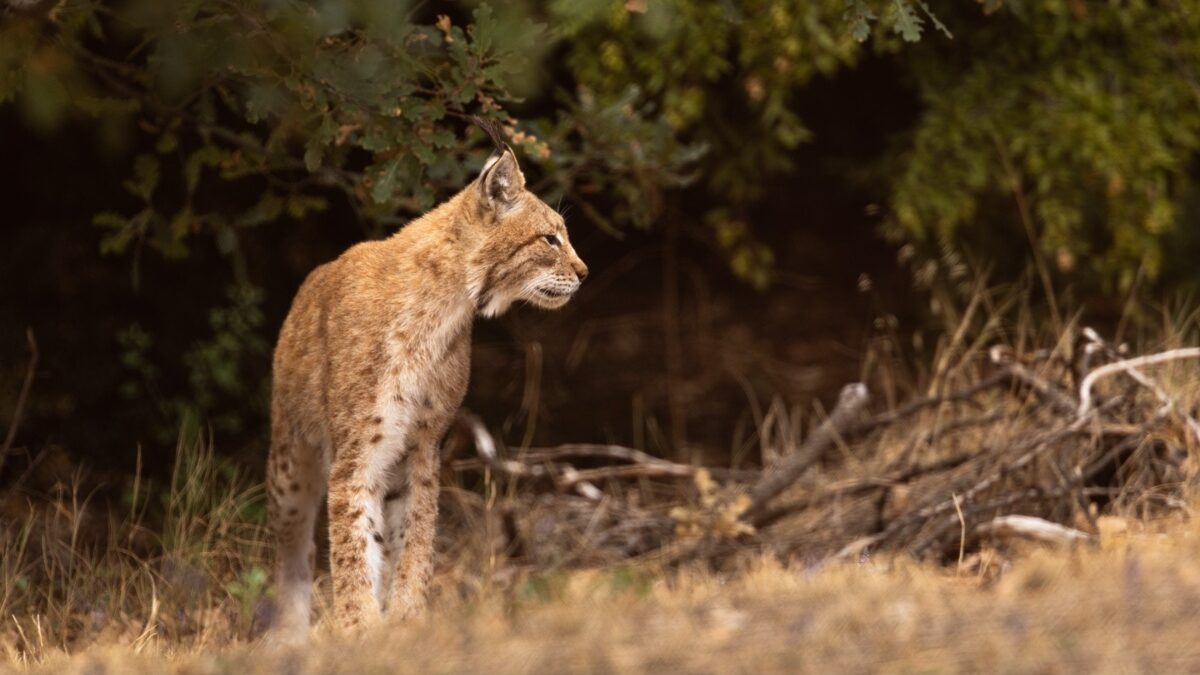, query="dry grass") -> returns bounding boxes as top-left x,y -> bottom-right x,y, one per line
12,506 -> 1200,674
0,437 -> 270,658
